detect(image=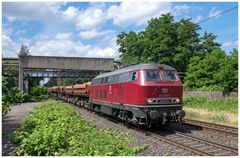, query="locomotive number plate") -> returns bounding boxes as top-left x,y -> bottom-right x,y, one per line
162,88 -> 168,93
